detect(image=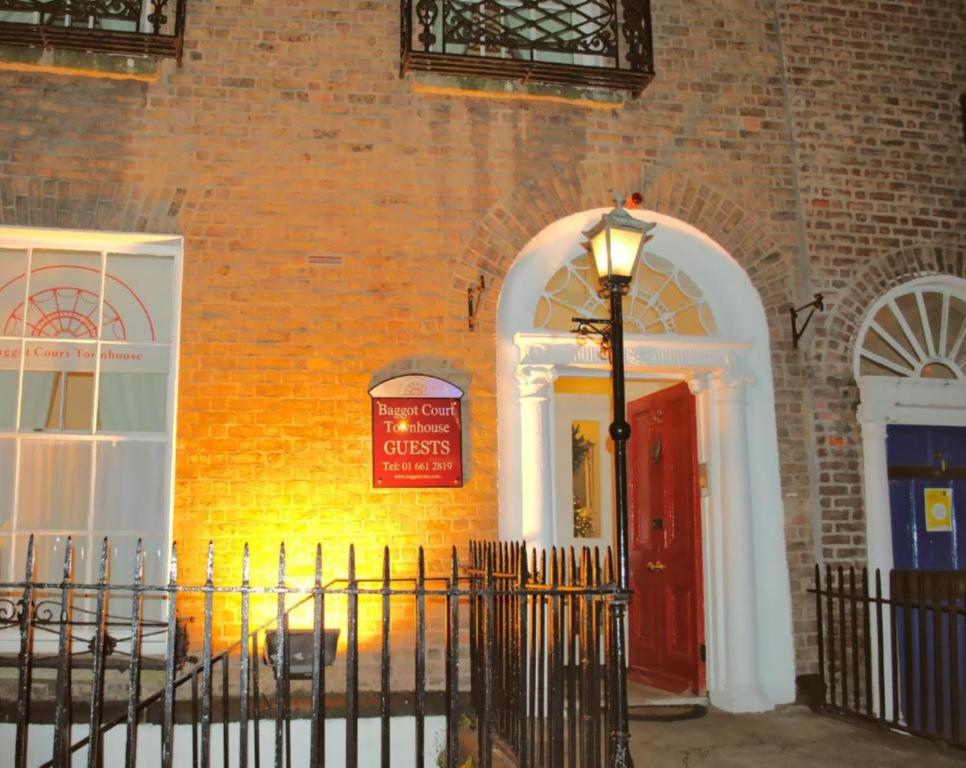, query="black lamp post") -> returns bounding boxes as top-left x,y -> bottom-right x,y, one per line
573,196 -> 654,767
